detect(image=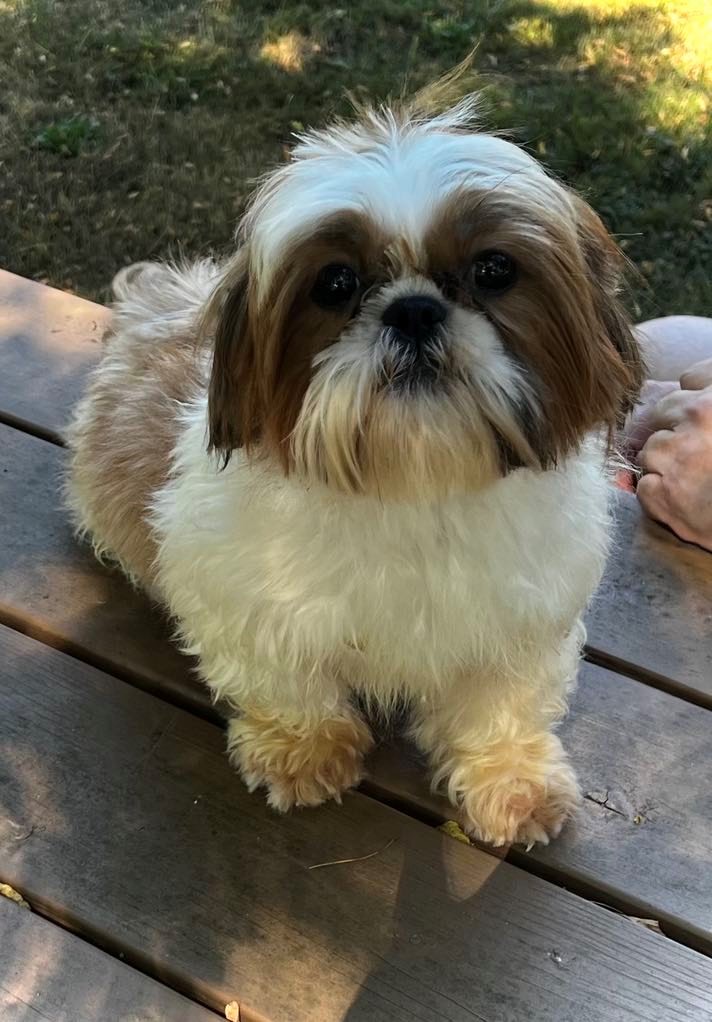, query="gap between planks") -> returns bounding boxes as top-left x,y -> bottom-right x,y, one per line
584,647 -> 712,711
0,603 -> 224,726
363,773 -> 712,960
0,891 -> 234,1021
0,410 -> 65,447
